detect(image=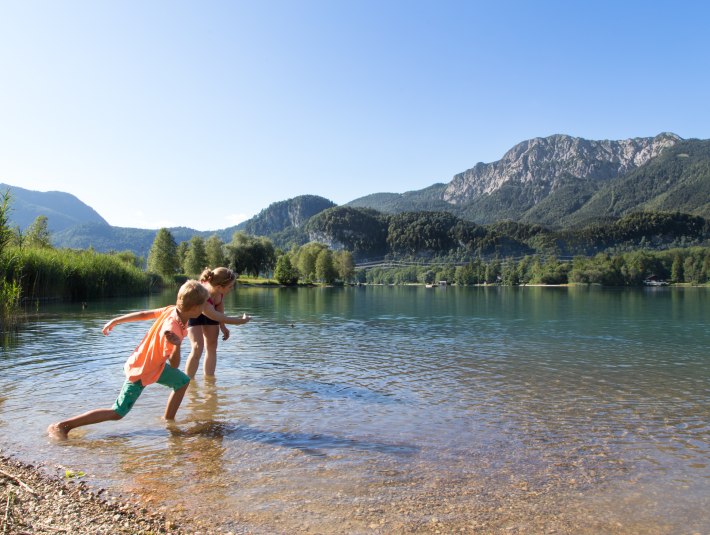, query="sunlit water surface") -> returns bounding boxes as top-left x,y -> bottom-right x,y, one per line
1,286 -> 708,533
